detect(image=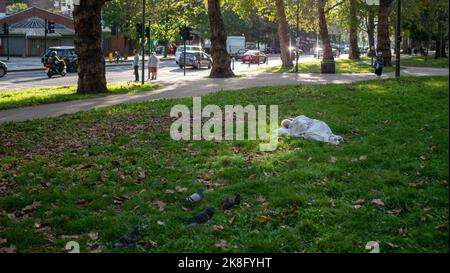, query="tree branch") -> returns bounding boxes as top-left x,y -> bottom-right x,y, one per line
325,0 -> 345,13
